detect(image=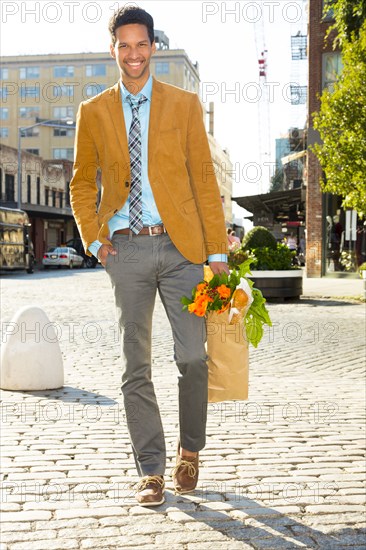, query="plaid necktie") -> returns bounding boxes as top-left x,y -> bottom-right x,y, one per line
126,94 -> 148,234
